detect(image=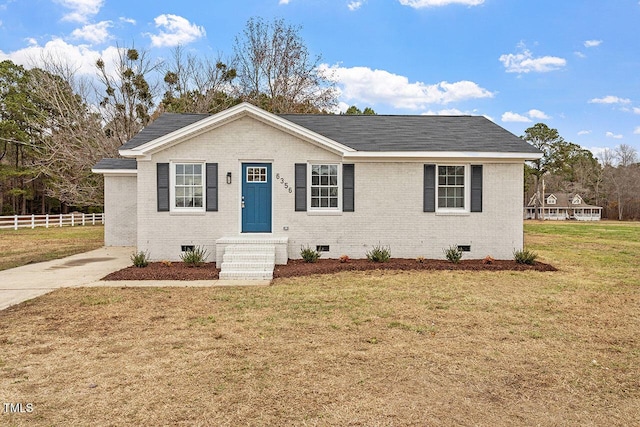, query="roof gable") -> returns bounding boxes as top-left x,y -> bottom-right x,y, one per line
119,103 -> 353,158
